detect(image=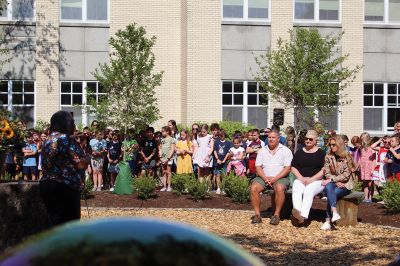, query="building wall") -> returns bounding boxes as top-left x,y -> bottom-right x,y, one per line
341,0 -> 364,137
